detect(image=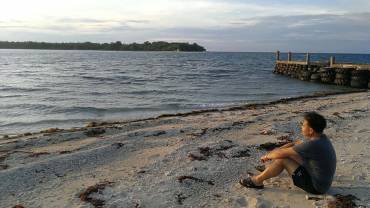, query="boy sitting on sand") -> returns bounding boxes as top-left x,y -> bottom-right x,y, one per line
240,112 -> 336,194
